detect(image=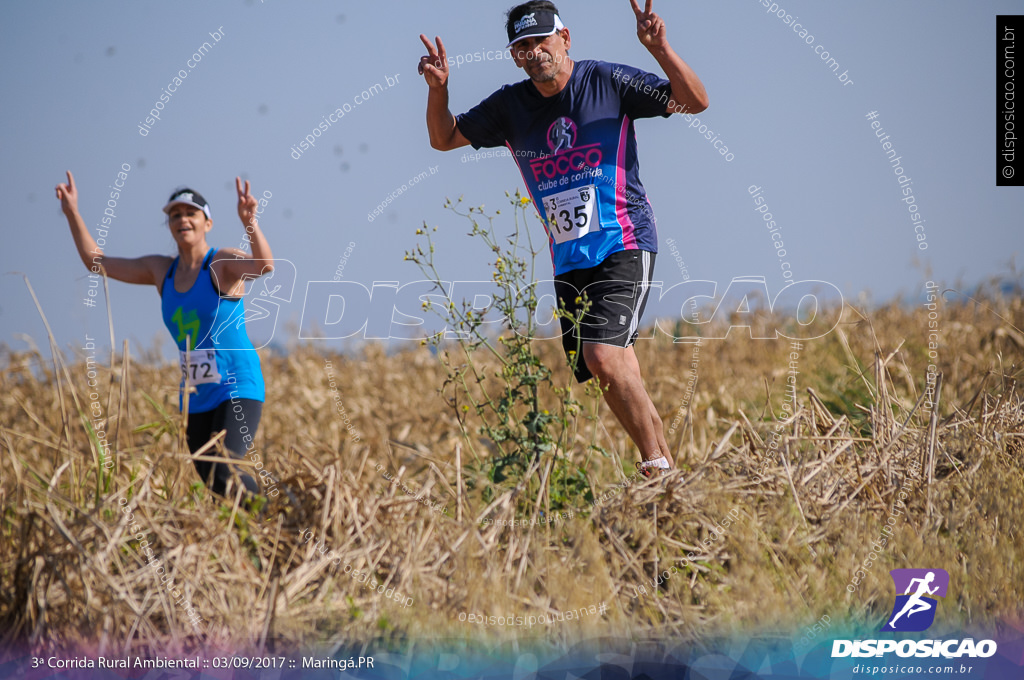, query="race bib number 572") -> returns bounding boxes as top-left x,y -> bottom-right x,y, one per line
544,185 -> 597,244
180,349 -> 221,386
